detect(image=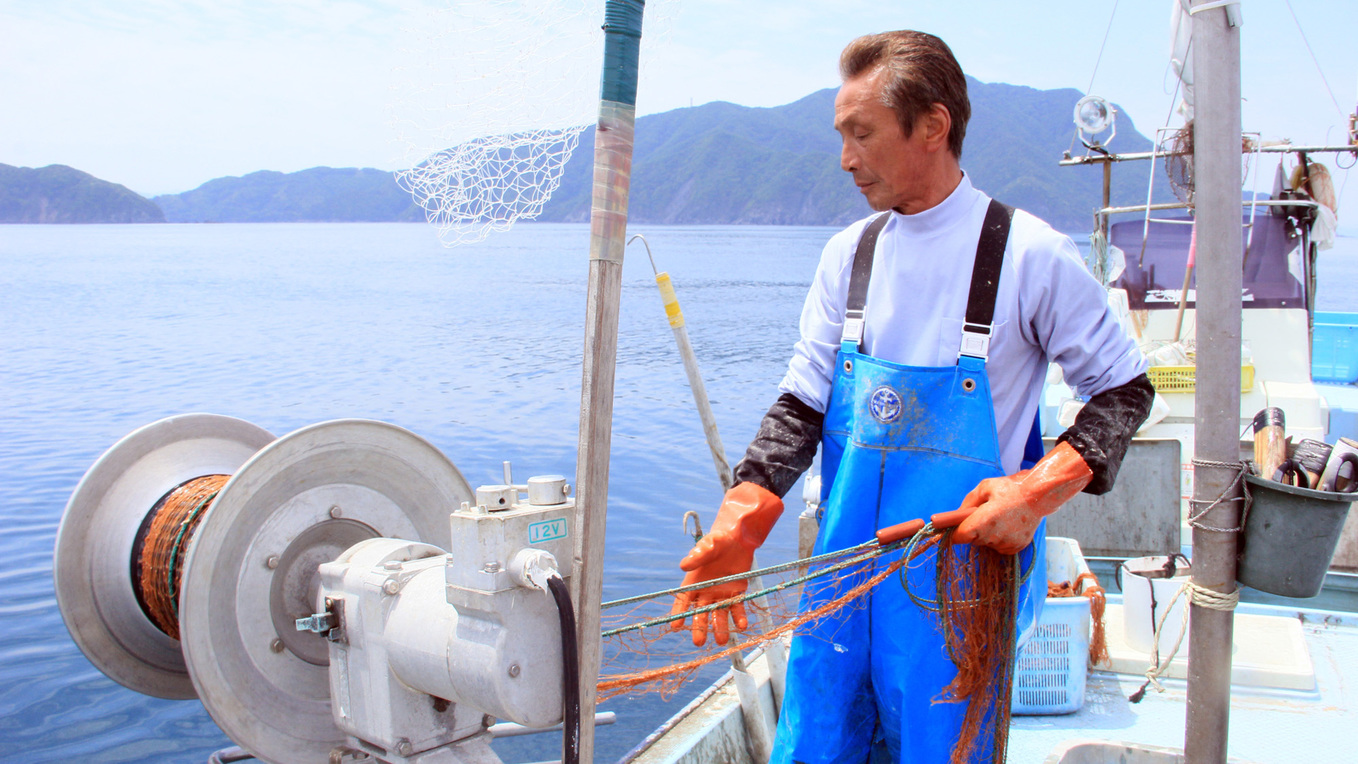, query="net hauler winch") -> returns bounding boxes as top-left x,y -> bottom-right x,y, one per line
54,414 -> 577,764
